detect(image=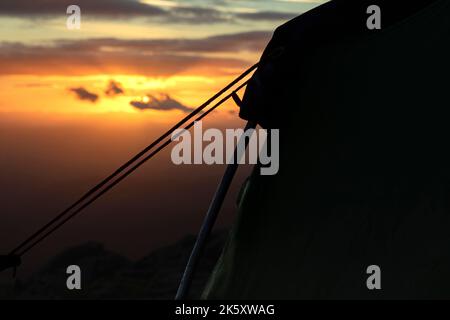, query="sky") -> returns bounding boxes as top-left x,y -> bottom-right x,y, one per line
0,0 -> 327,275
0,0 -> 326,117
